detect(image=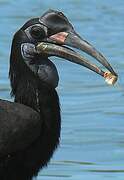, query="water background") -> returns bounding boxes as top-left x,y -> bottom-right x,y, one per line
0,0 -> 124,179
